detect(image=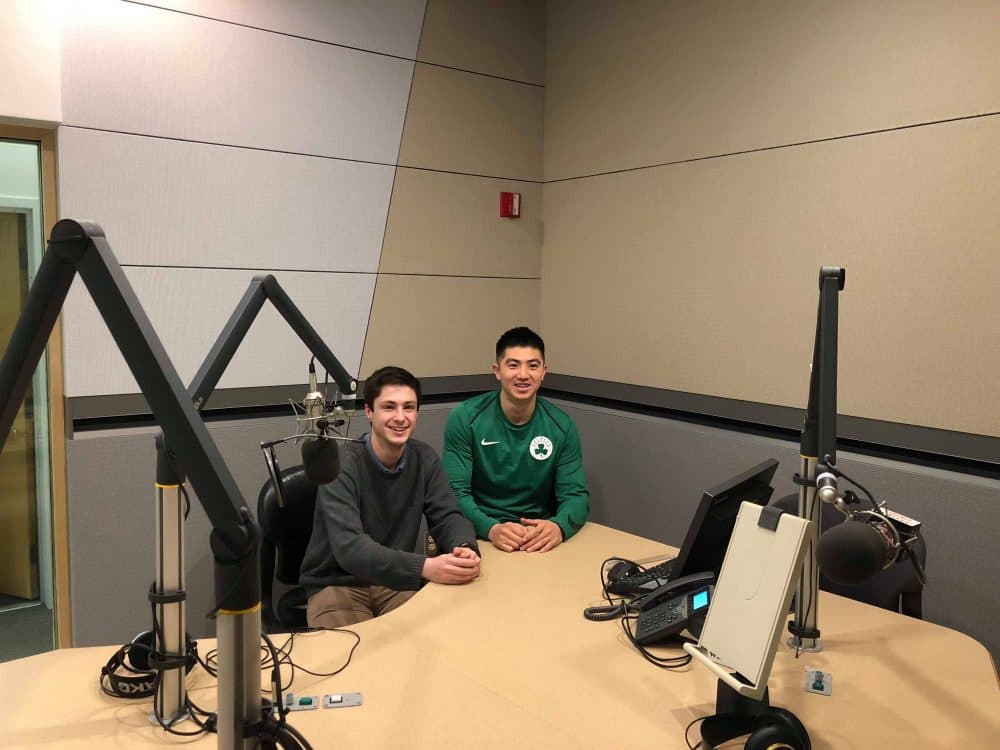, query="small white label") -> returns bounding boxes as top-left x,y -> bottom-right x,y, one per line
804,667 -> 832,696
